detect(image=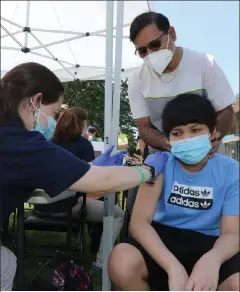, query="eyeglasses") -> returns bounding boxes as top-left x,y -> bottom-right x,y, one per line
135,33 -> 165,58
